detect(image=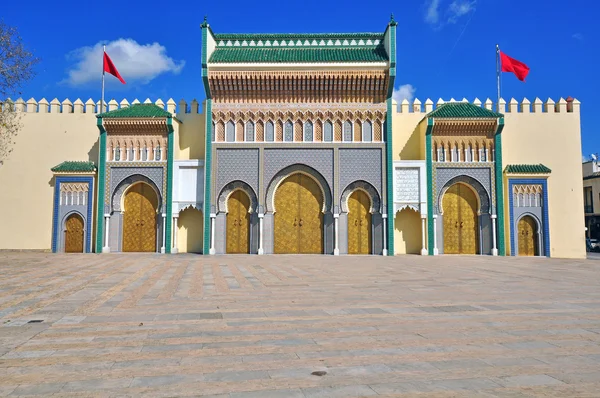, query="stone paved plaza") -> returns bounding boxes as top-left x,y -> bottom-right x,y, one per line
1,253 -> 600,397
